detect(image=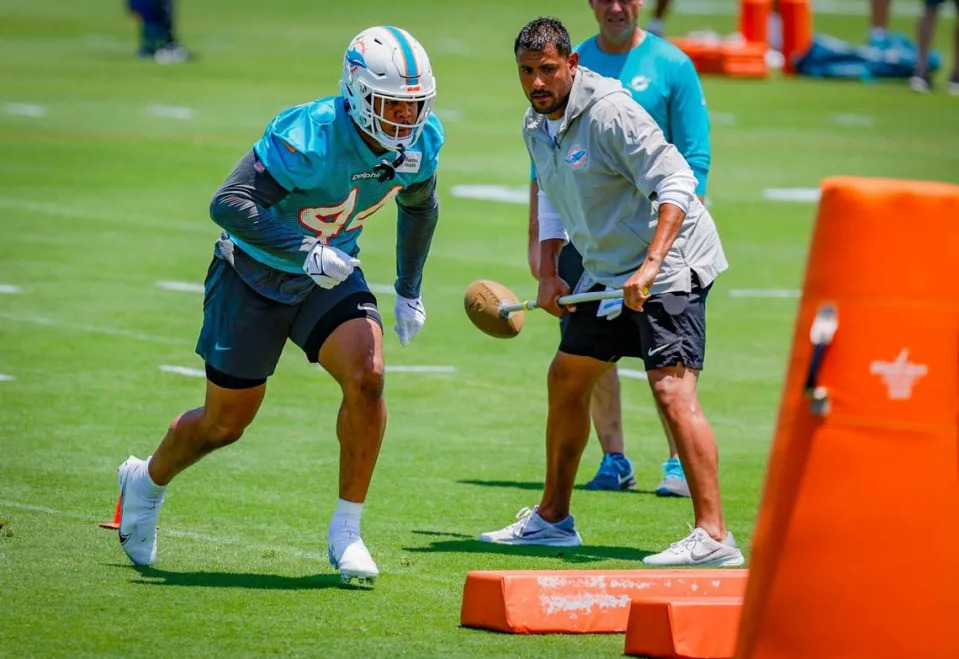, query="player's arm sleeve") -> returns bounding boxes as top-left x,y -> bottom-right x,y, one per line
668,58 -> 711,196
598,100 -> 697,215
394,174 -> 439,298
537,185 -> 568,243
208,150 -> 315,269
